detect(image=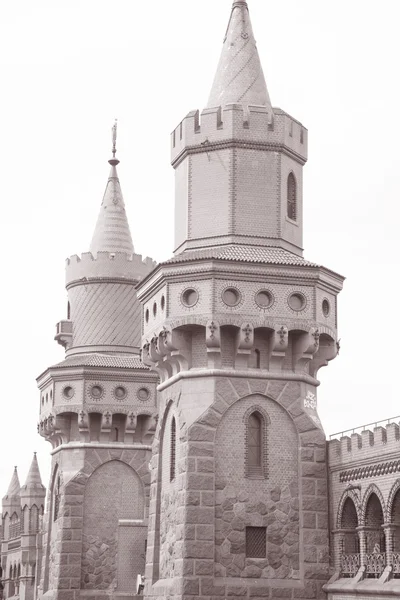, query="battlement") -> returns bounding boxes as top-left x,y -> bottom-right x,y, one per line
171,104 -> 308,166
328,417 -> 400,468
65,251 -> 156,287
